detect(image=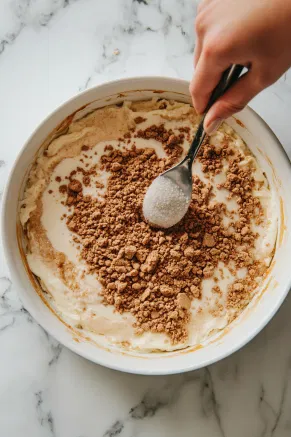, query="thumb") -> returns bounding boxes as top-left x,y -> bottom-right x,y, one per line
204,72 -> 263,134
